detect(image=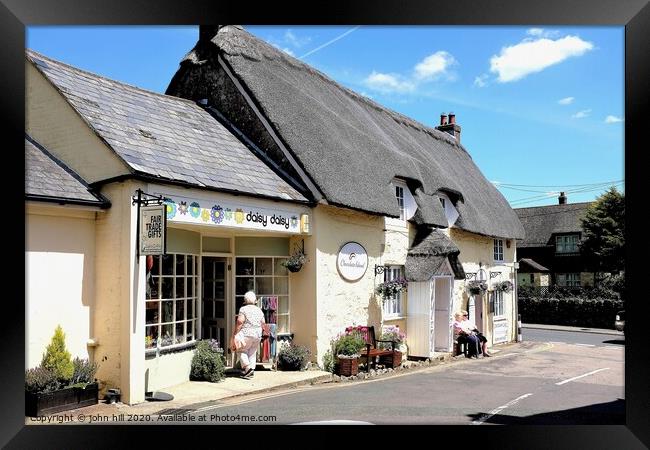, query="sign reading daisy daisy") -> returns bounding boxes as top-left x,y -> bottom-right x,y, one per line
157,192 -> 307,234
140,204 -> 167,255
